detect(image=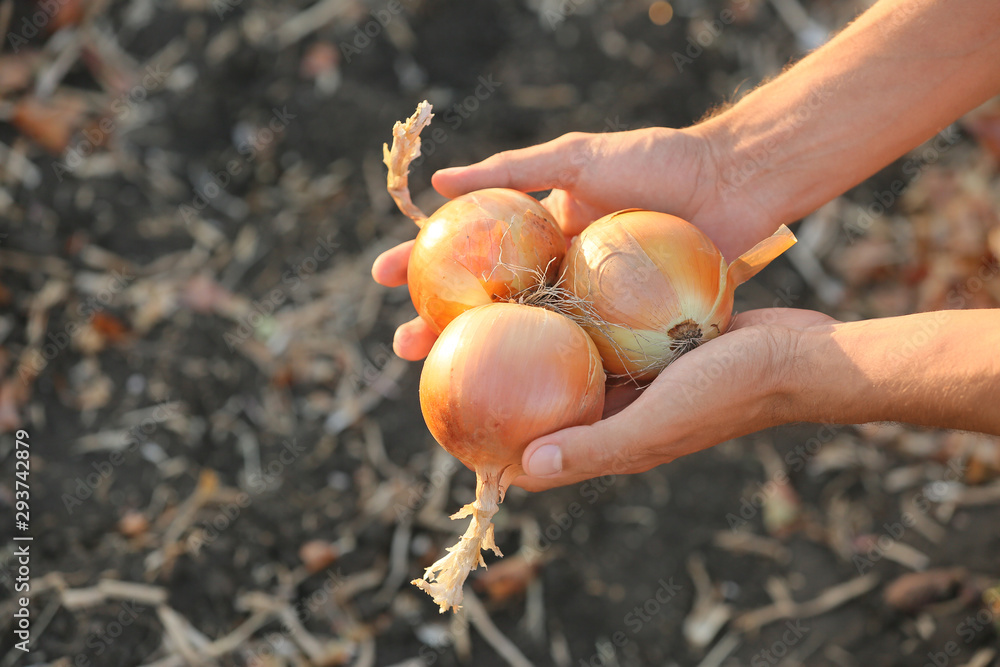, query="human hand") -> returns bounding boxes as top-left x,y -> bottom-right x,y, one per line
512,308 -> 839,492
372,127 -> 776,360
